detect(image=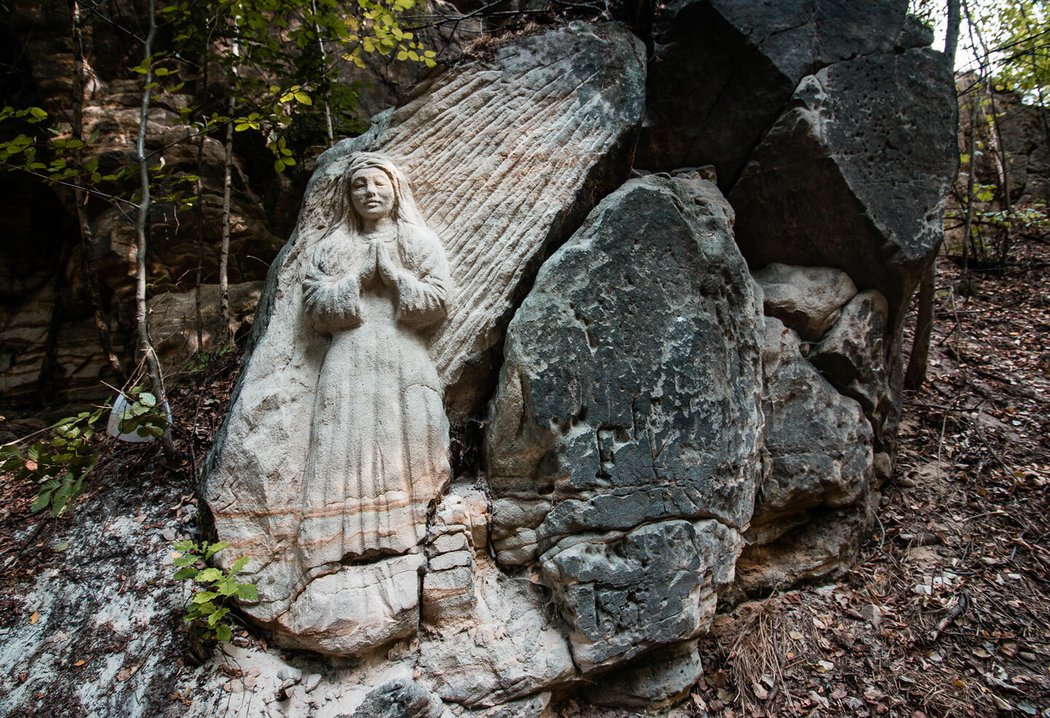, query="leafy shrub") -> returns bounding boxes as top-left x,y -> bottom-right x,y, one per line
172,539 -> 257,642
0,386 -> 170,517
0,408 -> 105,517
